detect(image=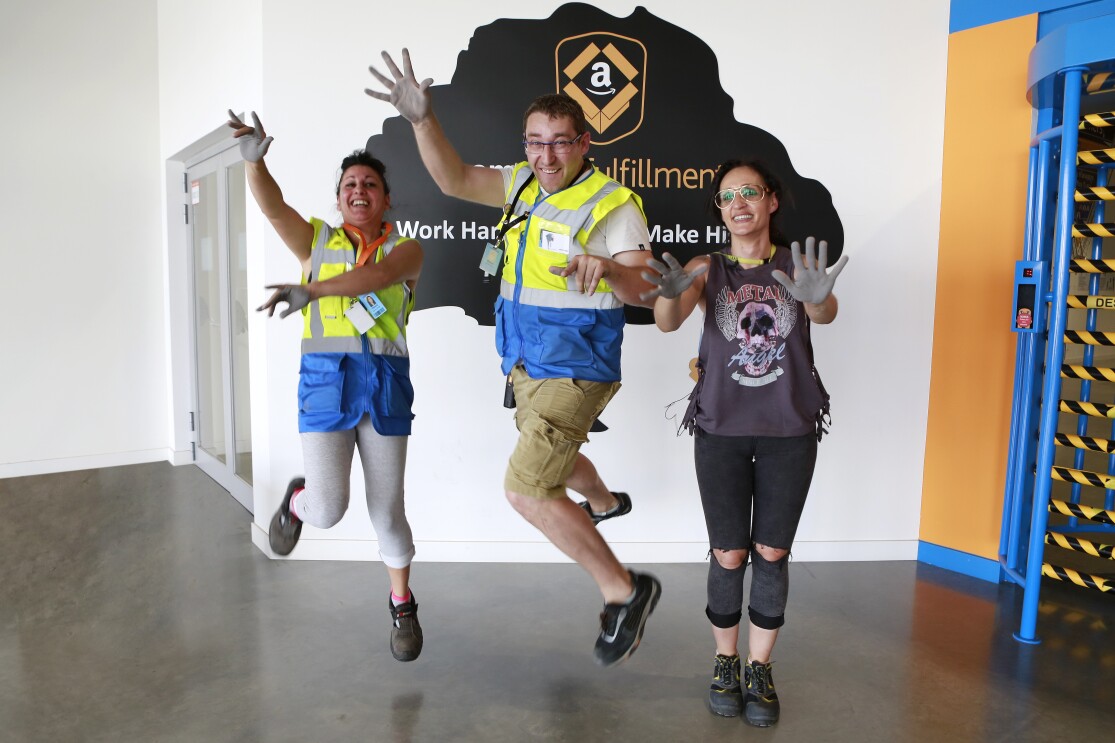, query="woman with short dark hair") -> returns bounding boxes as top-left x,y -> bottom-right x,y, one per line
228,110 -> 425,662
